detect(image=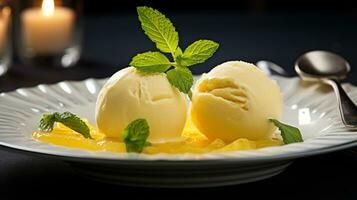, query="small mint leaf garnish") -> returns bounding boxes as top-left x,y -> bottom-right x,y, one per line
269,119 -> 303,144
123,119 -> 150,153
38,112 -> 92,139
